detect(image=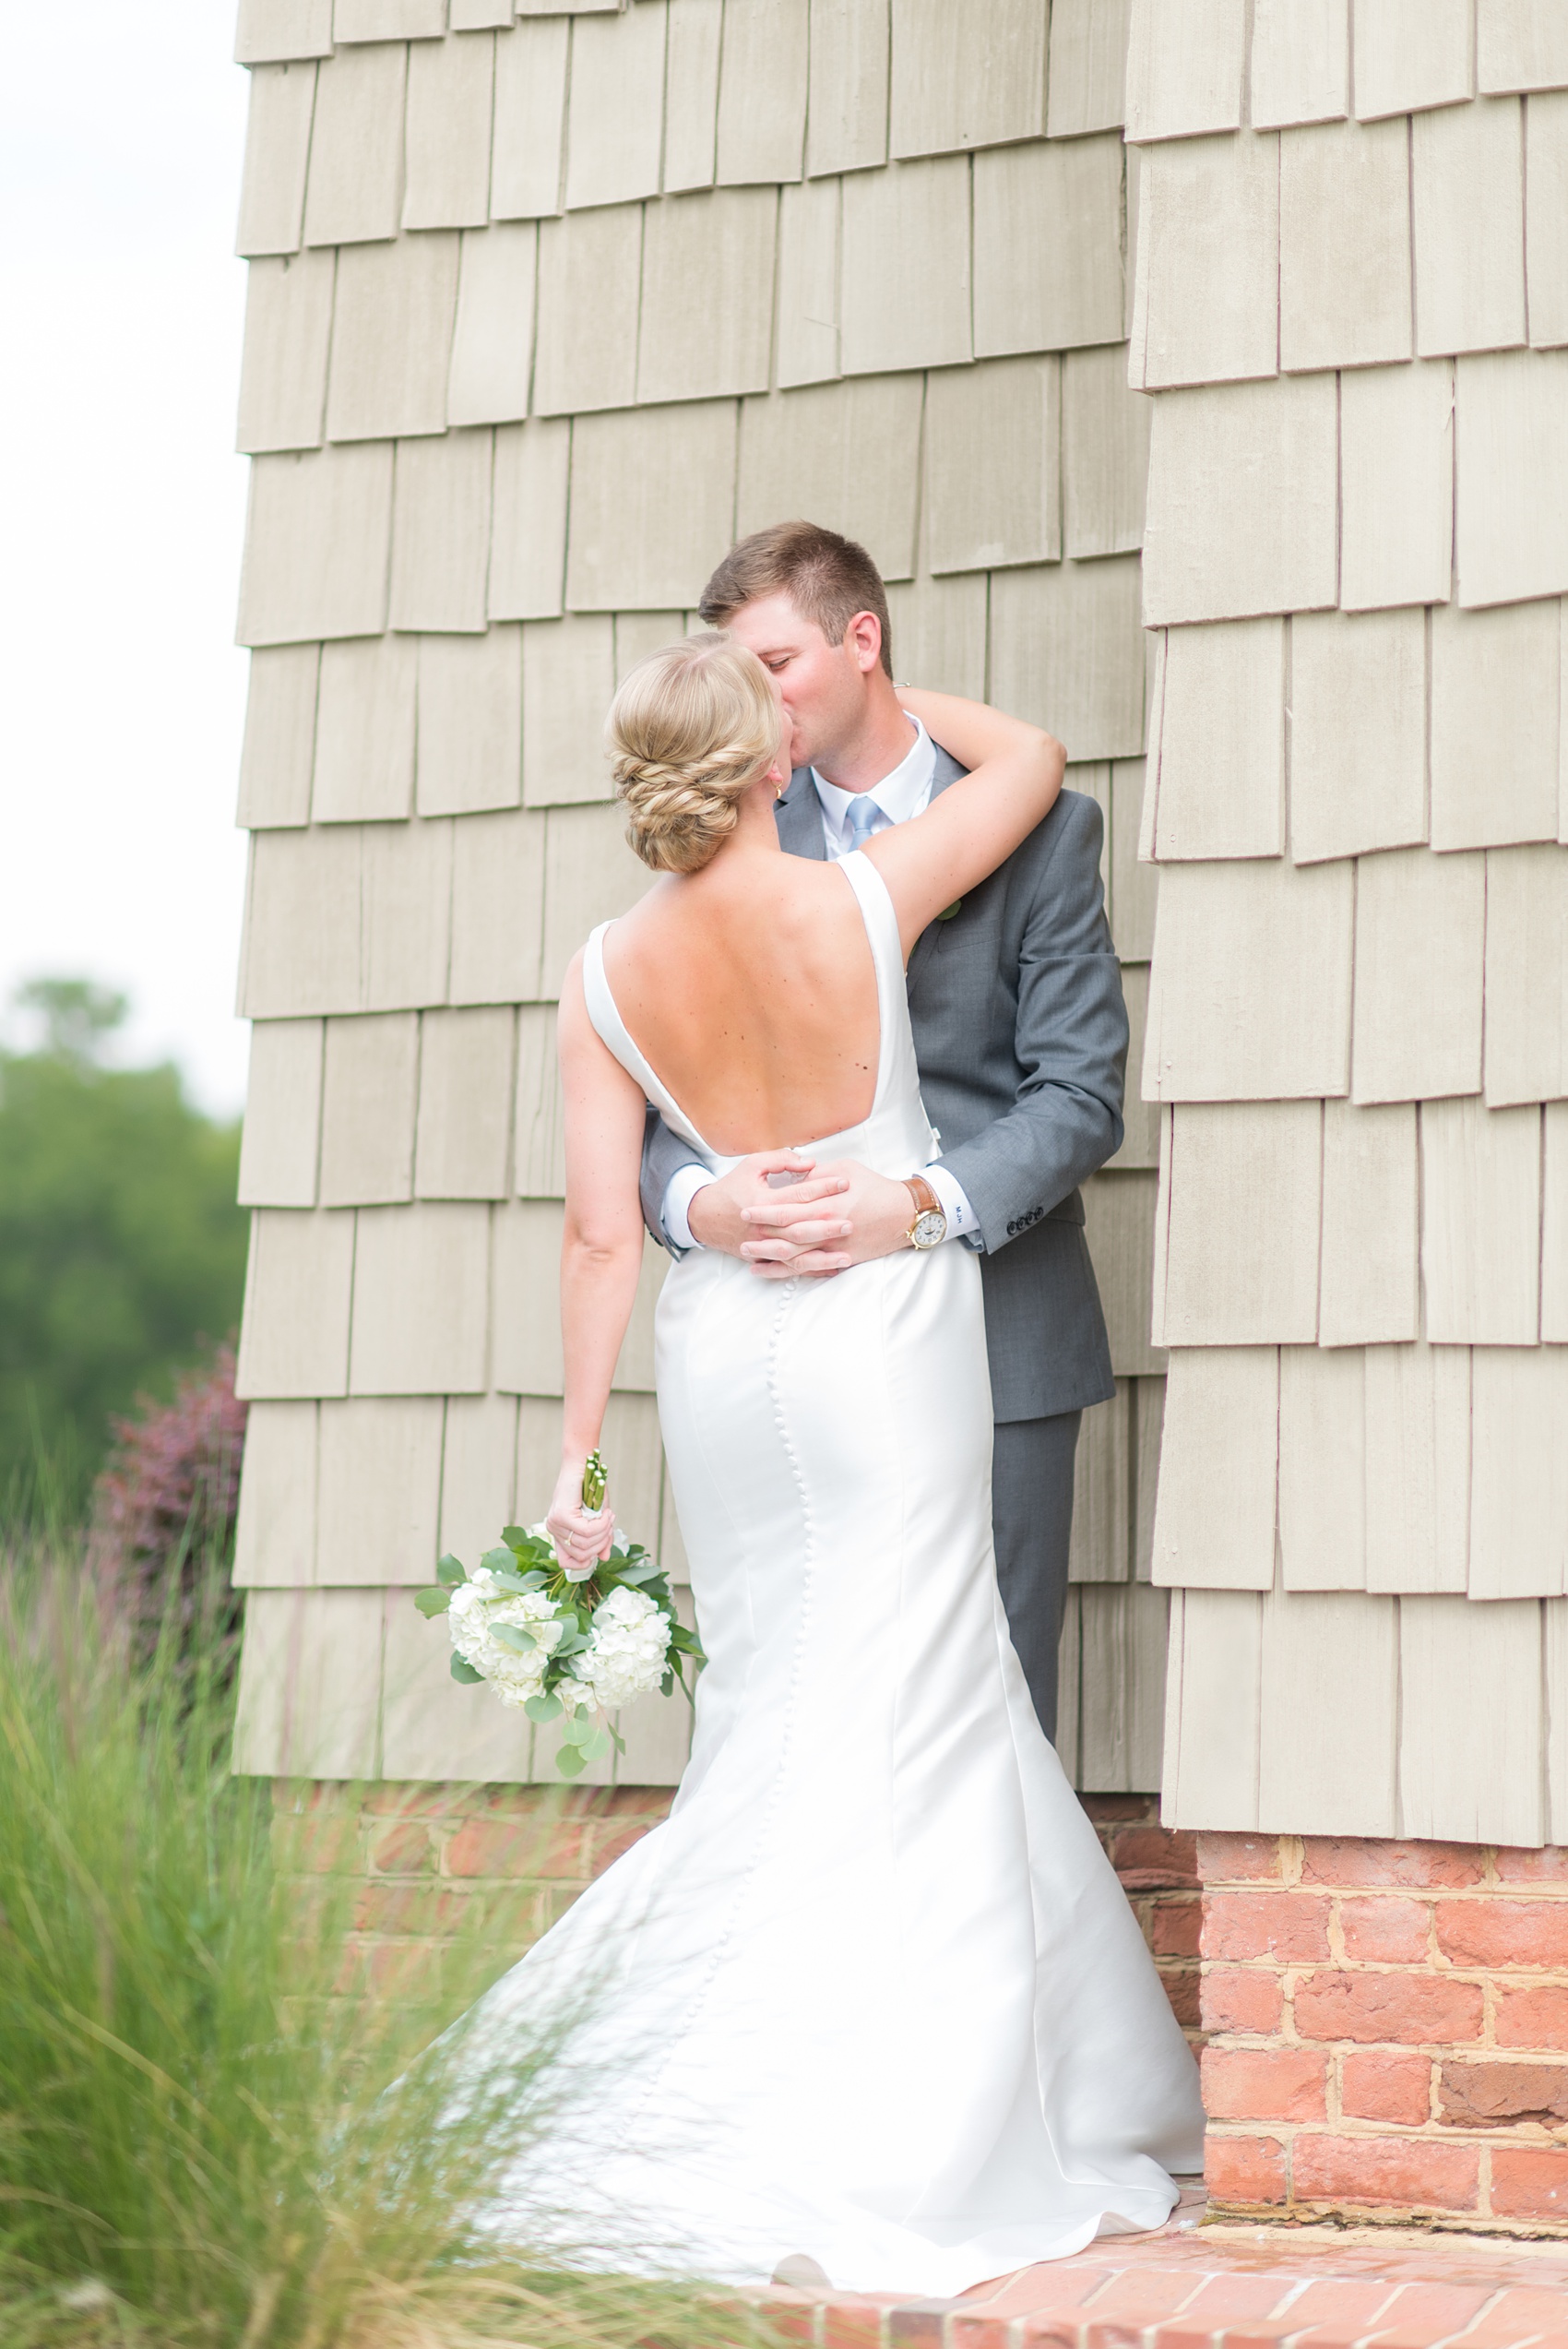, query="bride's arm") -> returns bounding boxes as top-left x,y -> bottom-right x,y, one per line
862,689 -> 1065,959
547,952 -> 649,1566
